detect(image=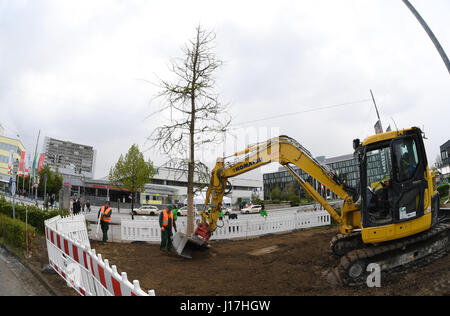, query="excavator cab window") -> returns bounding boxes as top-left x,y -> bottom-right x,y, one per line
392,138 -> 419,182
363,143 -> 394,226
